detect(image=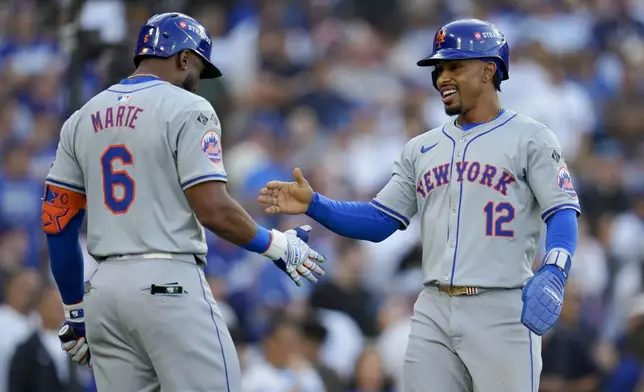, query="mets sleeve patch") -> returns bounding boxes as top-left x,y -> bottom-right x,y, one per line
556,166 -> 577,199
201,130 -> 222,164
